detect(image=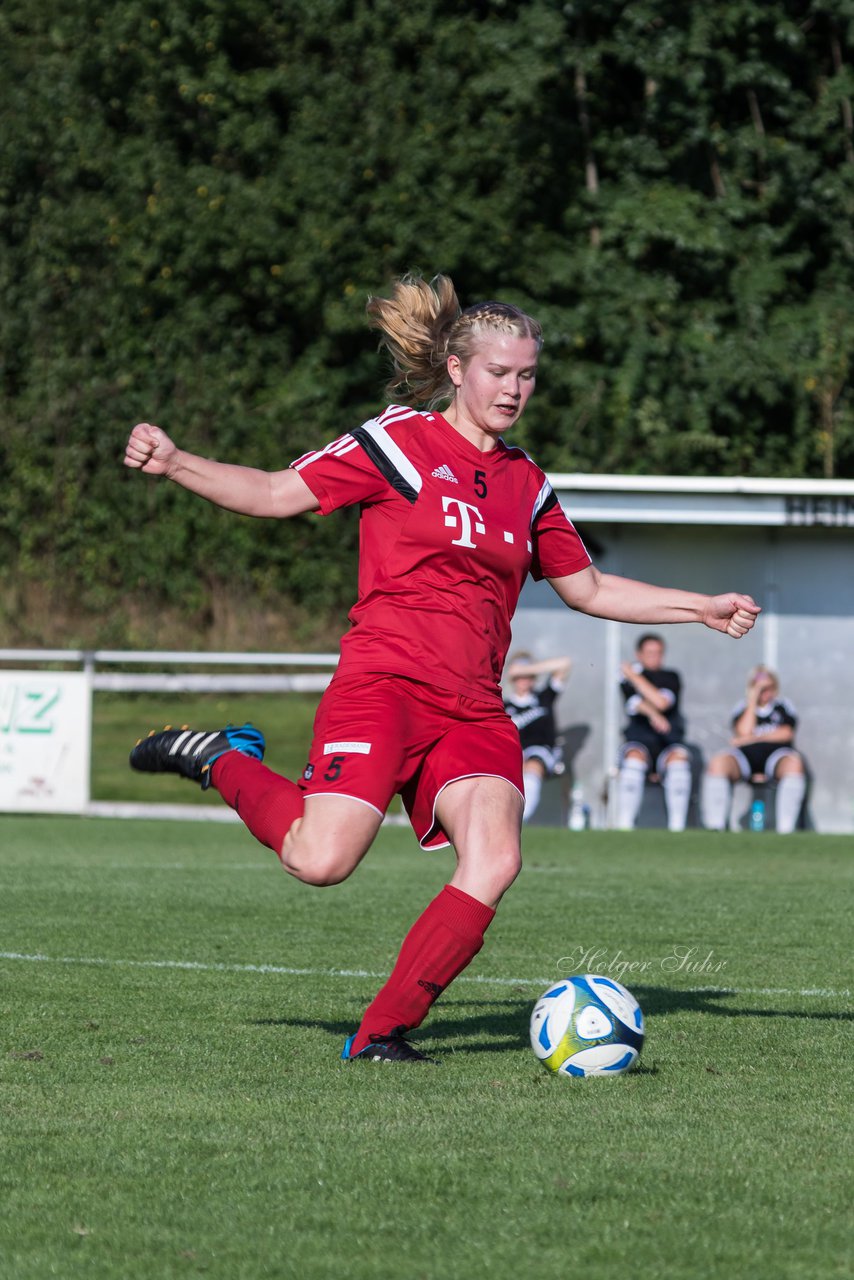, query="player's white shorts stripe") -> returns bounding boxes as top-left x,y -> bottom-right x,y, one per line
357,417 -> 423,494
302,793 -> 384,818
421,773 -> 525,850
